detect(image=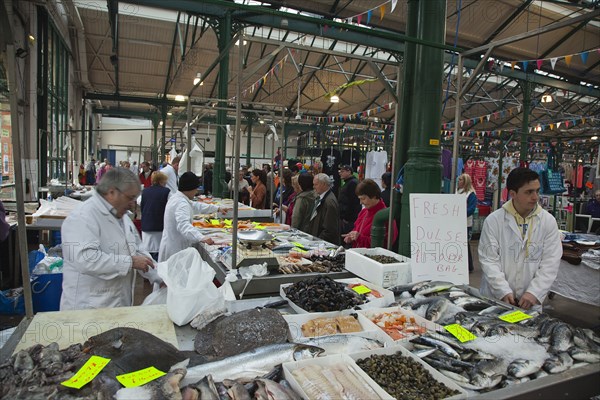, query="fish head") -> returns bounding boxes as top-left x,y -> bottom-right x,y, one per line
293,344 -> 325,360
